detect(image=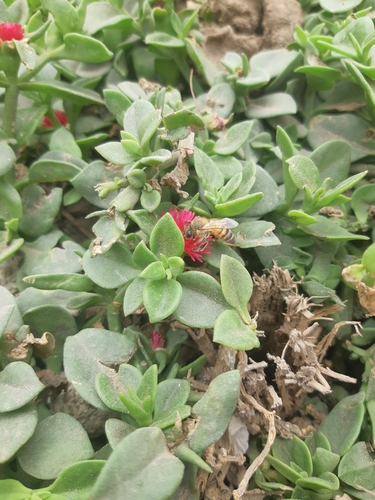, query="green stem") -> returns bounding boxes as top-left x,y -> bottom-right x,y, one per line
304,86 -> 316,124
17,51 -> 55,83
107,301 -> 123,333
3,85 -> 20,140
